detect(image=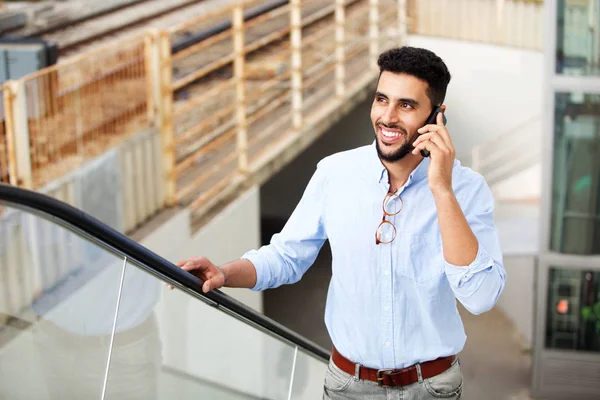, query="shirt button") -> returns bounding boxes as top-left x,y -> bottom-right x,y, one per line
384,271 -> 390,276
385,341 -> 391,347
385,306 -> 391,312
